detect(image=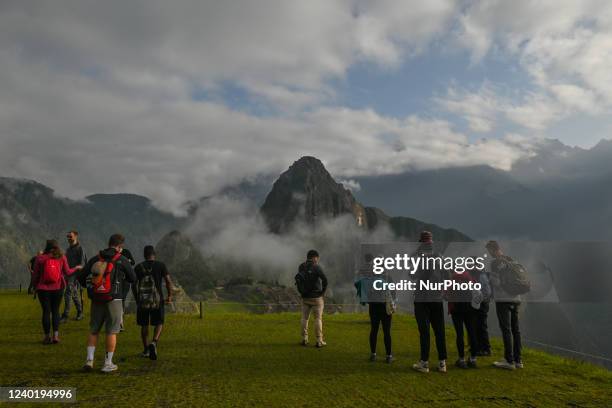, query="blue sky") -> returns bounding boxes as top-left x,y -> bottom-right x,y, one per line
1,1 -> 611,212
